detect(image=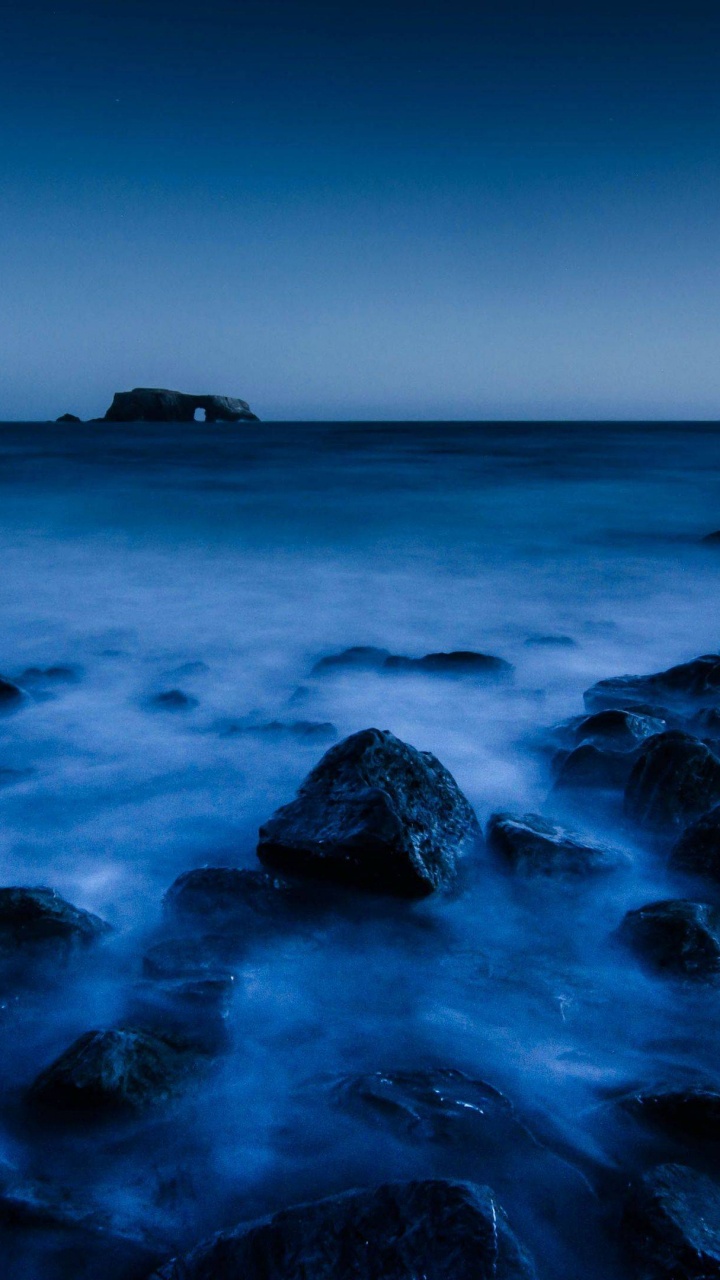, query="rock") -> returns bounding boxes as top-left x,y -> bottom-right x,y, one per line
125,976 -> 234,1056
585,654 -> 720,713
164,867 -> 319,926
142,935 -> 240,981
55,412 -> 82,423
625,732 -> 720,830
553,743 -> 639,791
670,806 -> 720,882
150,1178 -> 536,1280
620,1083 -> 720,1144
257,728 -> 480,897
28,1027 -> 189,1115
150,689 -> 199,711
0,676 -> 24,707
574,709 -> 667,749
20,664 -> 79,683
0,887 -> 110,964
220,720 -> 337,741
524,634 -> 576,647
623,1163 -> 720,1278
311,647 -> 513,679
617,899 -> 720,979
331,1068 -> 526,1148
103,388 -> 259,423
702,531 -> 720,545
486,812 -> 624,876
